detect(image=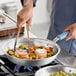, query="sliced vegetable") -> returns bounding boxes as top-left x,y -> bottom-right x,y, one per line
36,56 -> 39,59
19,45 -> 25,49
38,46 -> 44,49
8,49 -> 14,51
30,54 -> 36,59
50,52 -> 55,55
19,45 -> 28,49
50,71 -> 76,76
8,45 -> 55,60
29,57 -> 32,60
7,51 -> 14,55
